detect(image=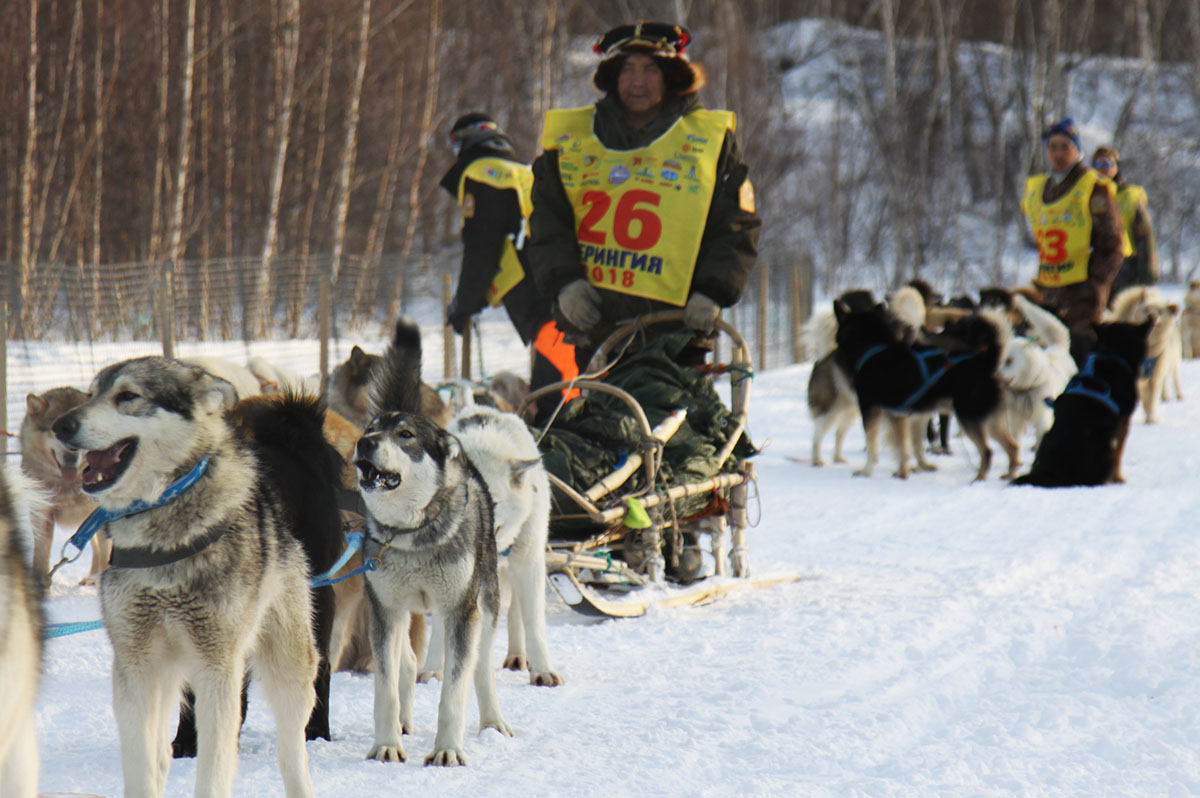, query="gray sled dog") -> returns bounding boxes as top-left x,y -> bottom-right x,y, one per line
419,405 -> 562,687
356,319 -> 512,767
0,466 -> 45,798
21,387 -> 106,587
52,358 -> 319,798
